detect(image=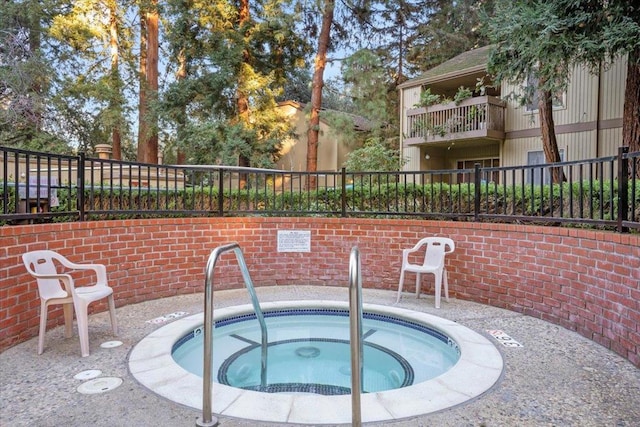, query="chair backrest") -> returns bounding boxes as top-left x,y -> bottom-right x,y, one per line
421,237 -> 455,268
22,250 -> 70,300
